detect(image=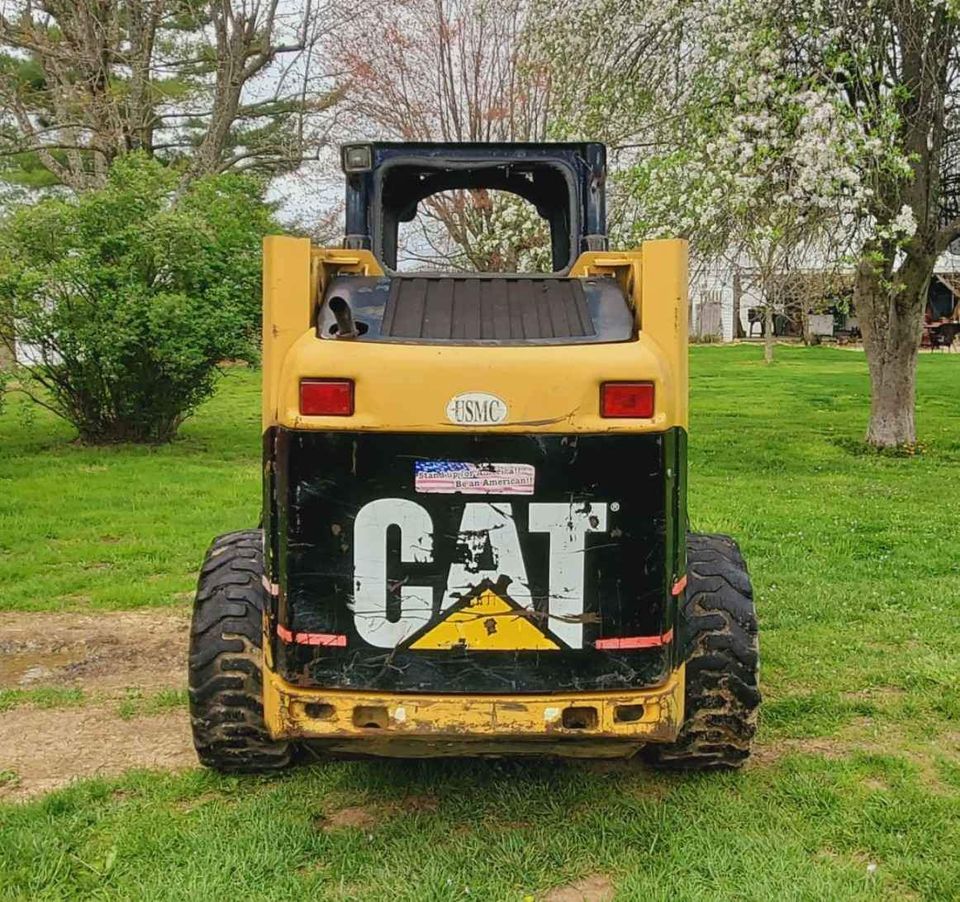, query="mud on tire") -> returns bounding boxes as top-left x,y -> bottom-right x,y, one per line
189,529 -> 291,773
646,532 -> 760,770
